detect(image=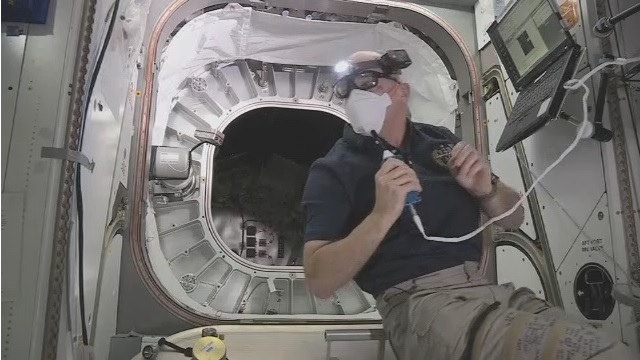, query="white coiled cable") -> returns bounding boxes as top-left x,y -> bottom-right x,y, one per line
424,56 -> 640,243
